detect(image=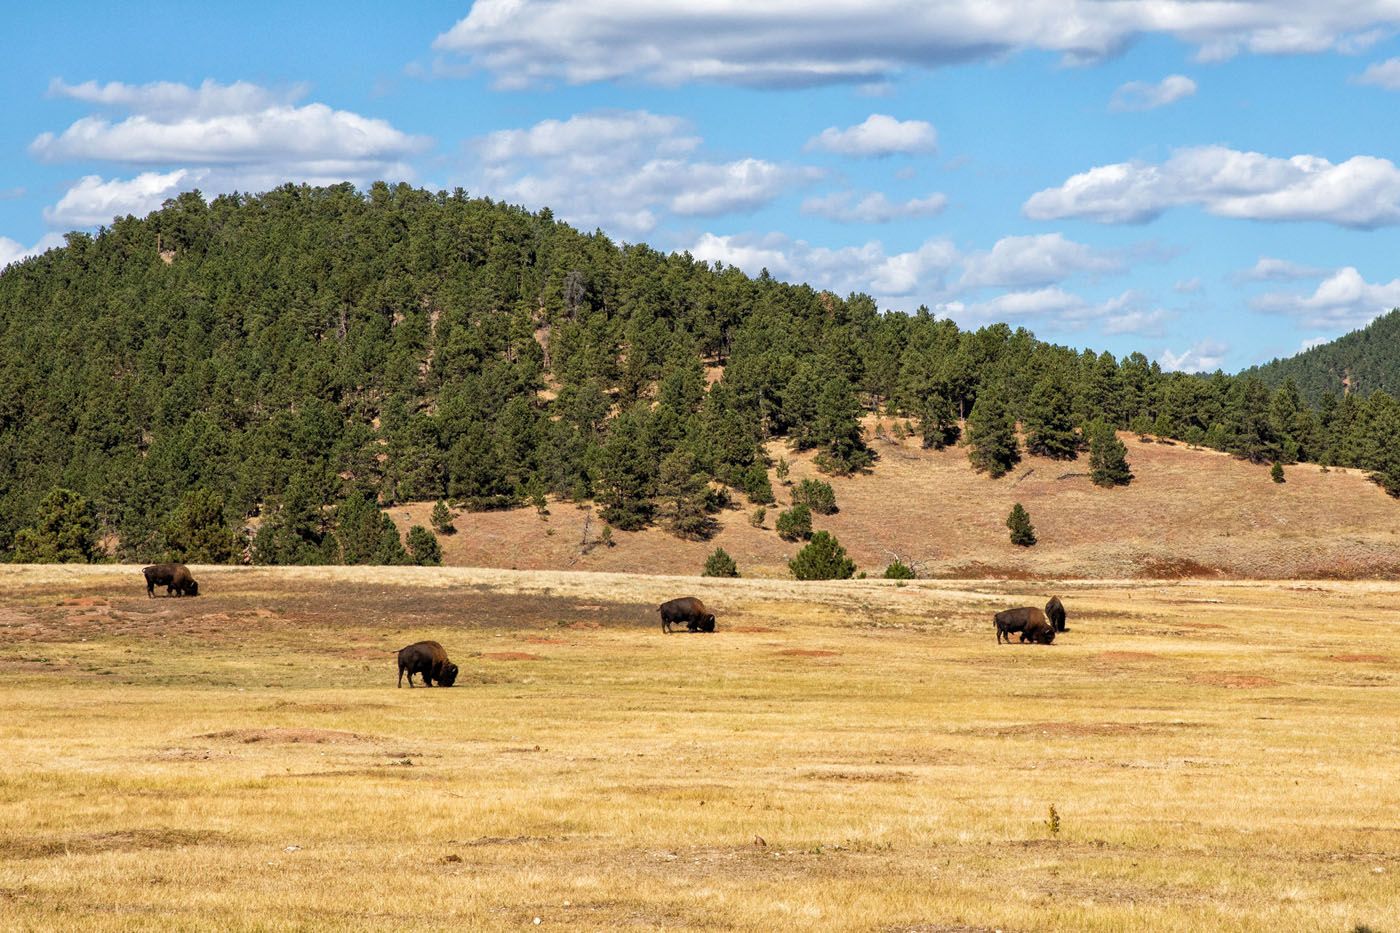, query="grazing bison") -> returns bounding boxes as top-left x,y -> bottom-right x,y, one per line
659,596 -> 716,634
397,641 -> 459,688
994,607 -> 1046,644
141,563 -> 199,598
1020,616 -> 1057,644
1045,596 -> 1067,633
